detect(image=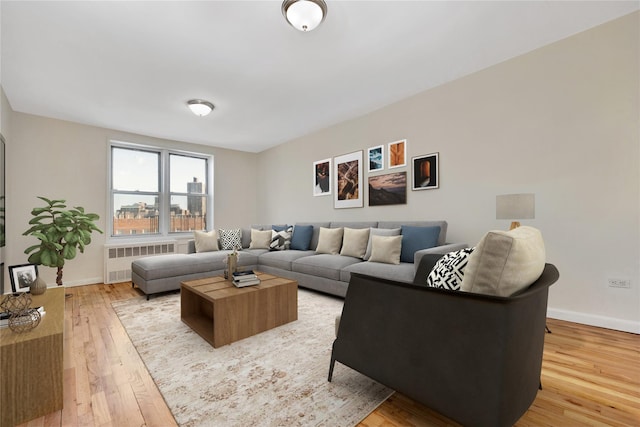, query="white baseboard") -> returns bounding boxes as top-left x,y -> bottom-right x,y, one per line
61,276 -> 105,288
547,307 -> 640,334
